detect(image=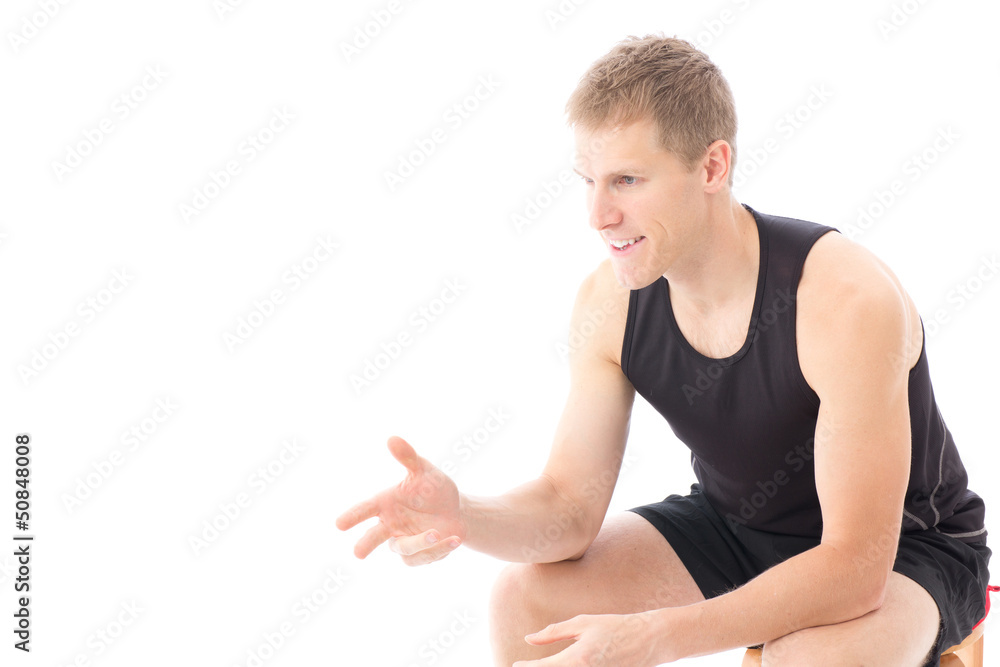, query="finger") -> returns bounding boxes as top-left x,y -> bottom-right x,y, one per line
400,536 -> 463,567
335,497 -> 378,531
524,618 -> 581,646
387,435 -> 427,475
388,529 -> 443,556
353,520 -> 391,559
